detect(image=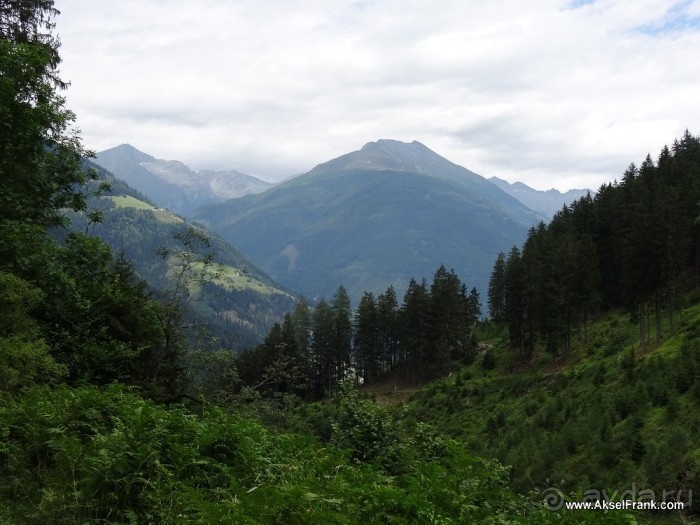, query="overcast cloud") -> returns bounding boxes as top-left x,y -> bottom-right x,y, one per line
54,0 -> 700,190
